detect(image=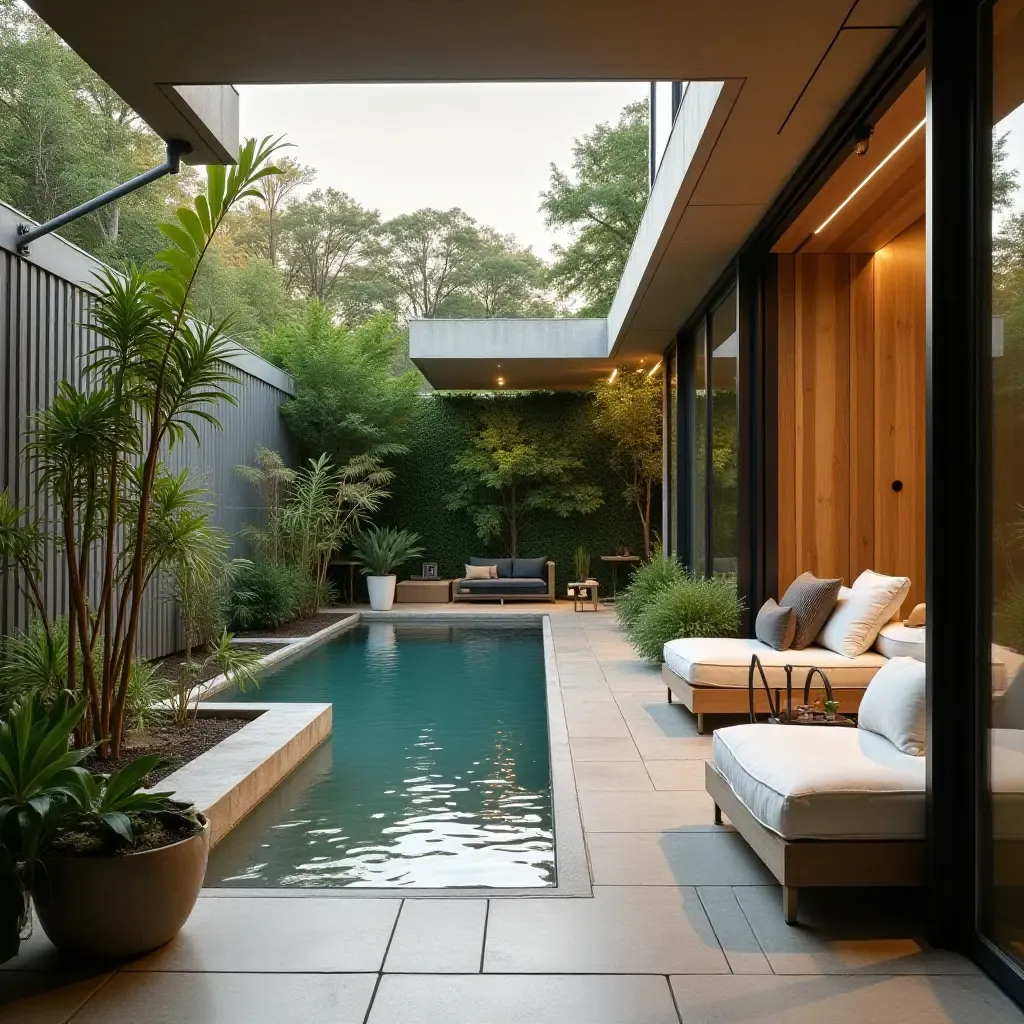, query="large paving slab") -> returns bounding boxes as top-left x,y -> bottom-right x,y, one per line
70,972 -> 377,1024
0,972 -> 109,1024
484,885 -> 729,974
580,789 -> 720,831
123,897 -> 400,973
368,974 -> 680,1024
384,900 -> 486,973
669,974 -> 1024,1023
